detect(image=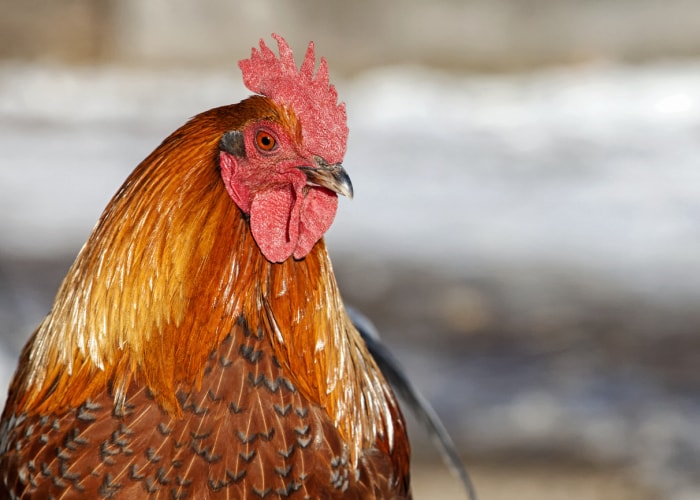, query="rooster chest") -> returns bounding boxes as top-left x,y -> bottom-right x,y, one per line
0,316 -> 405,499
